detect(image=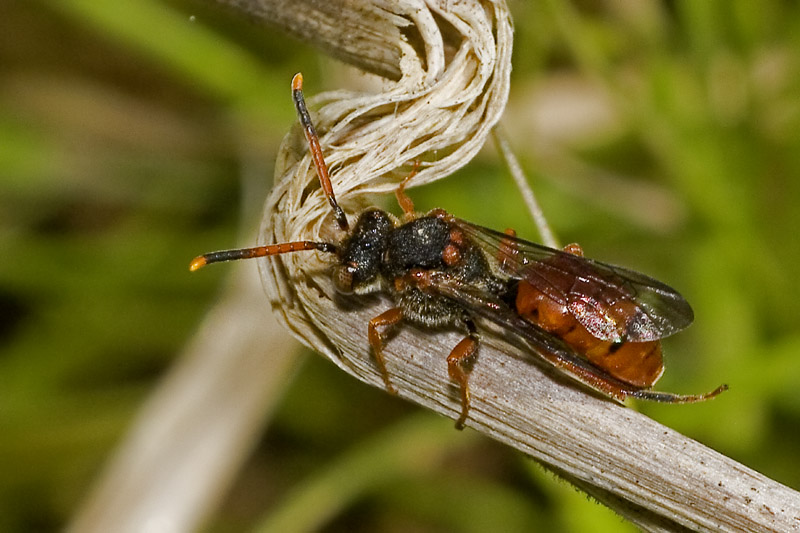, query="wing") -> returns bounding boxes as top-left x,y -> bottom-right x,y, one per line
454,219 -> 694,342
